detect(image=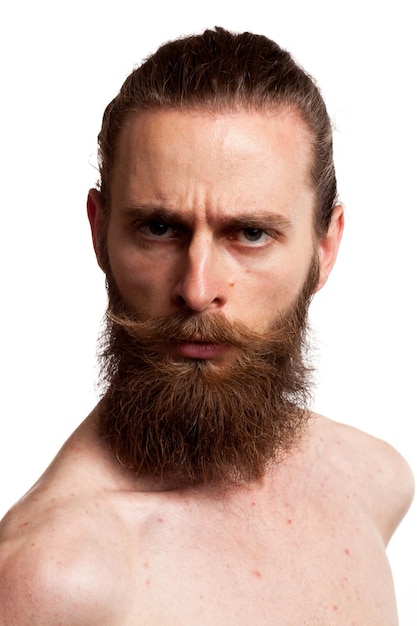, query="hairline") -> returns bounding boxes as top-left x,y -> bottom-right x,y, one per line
102,100 -> 317,219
